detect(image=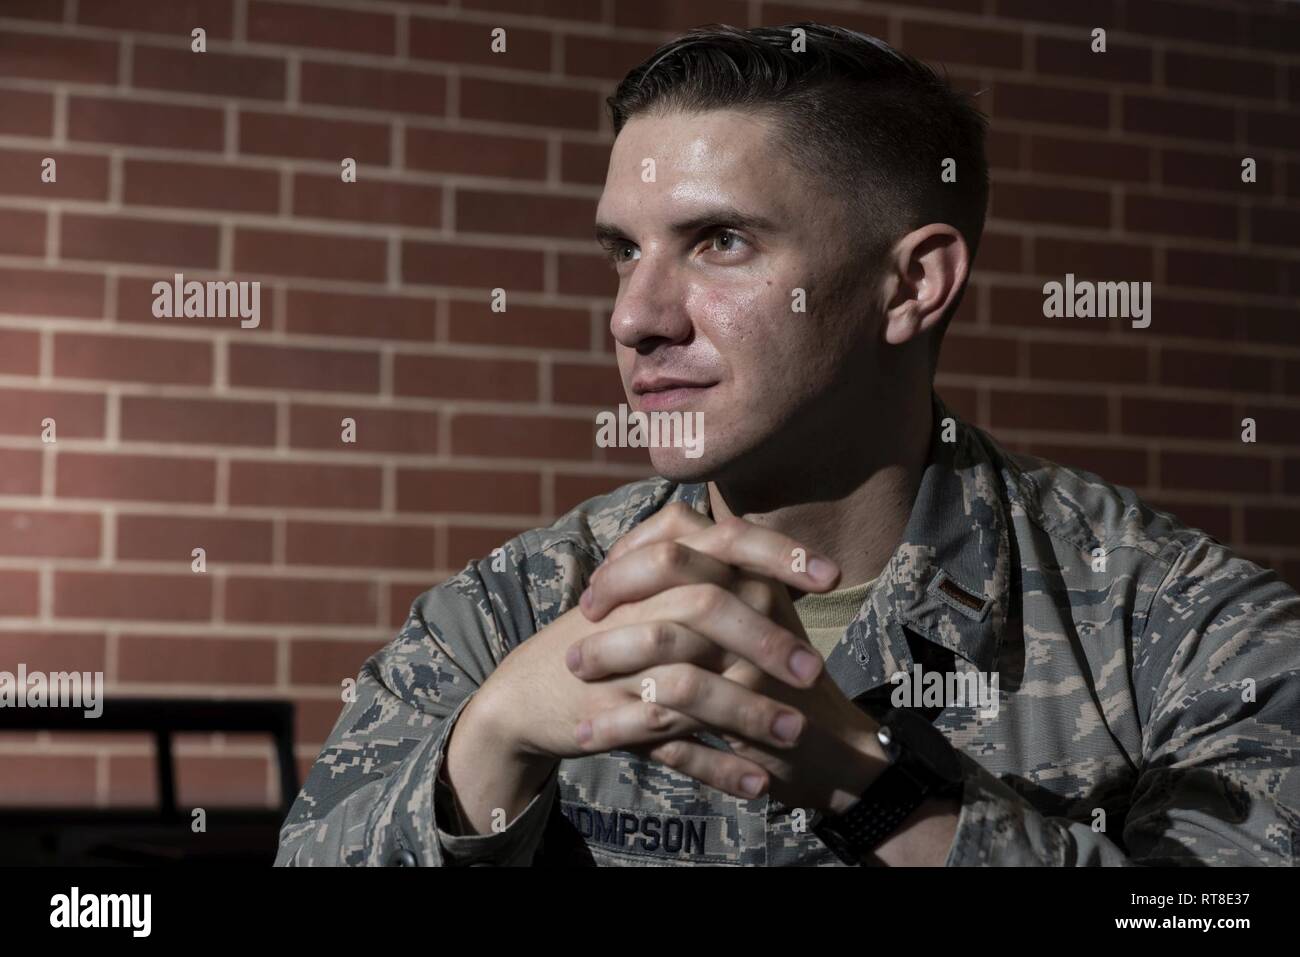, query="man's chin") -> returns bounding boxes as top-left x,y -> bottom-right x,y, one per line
648,446 -> 720,484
